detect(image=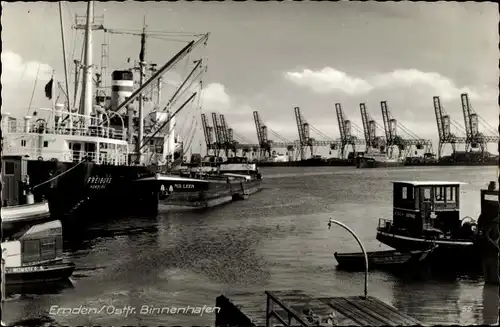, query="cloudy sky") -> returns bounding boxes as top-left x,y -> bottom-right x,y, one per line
2,1 -> 498,154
